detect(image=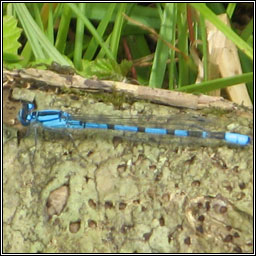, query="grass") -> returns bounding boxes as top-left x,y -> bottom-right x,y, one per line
3,3 -> 253,105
